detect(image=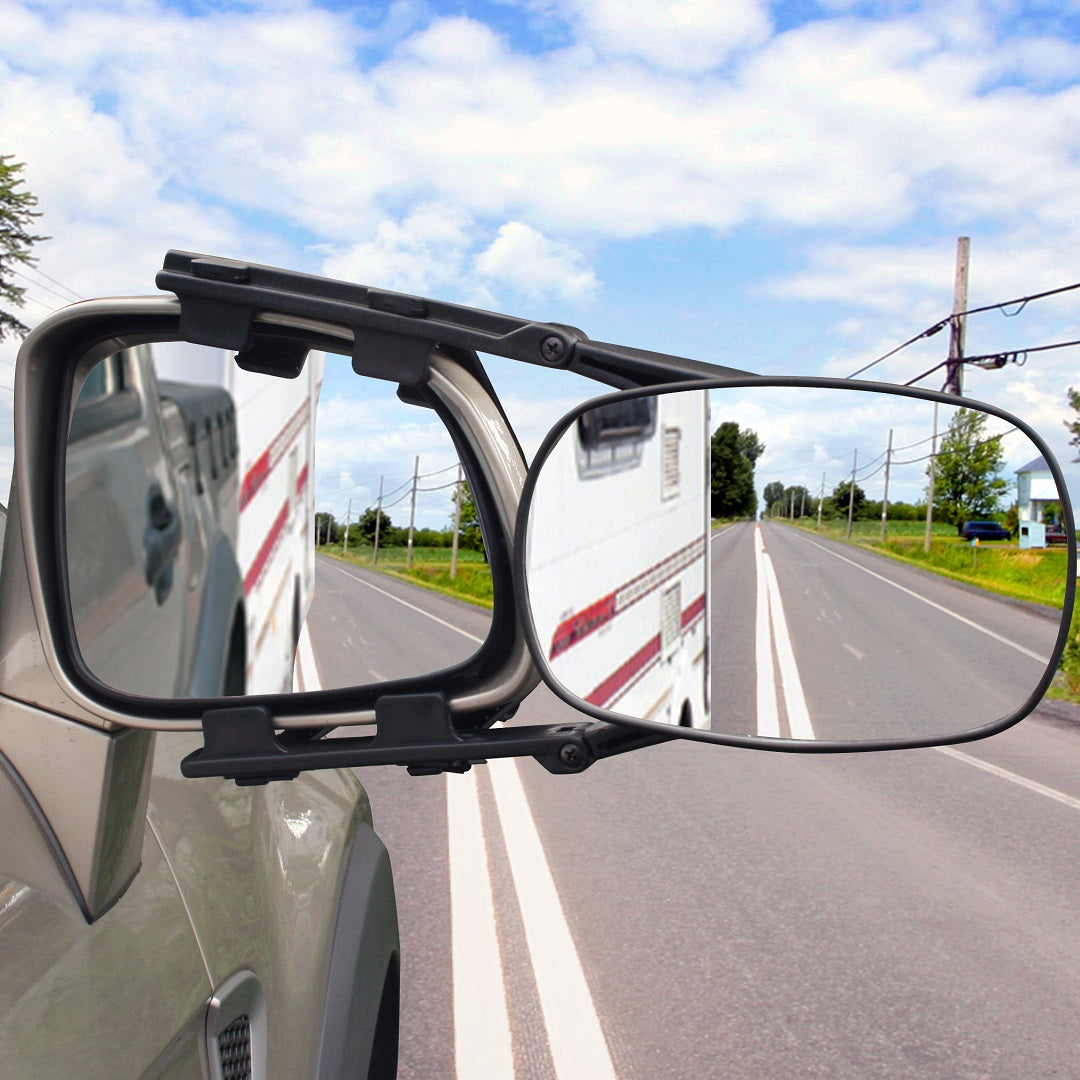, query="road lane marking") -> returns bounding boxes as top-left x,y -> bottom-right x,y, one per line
936,746 -> 1080,812
293,620 -> 323,692
795,534 -> 1048,663
755,527 -> 815,740
489,758 -> 617,1080
762,552 -> 815,739
323,560 -> 484,644
755,530 -> 780,738
447,770 -> 515,1078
